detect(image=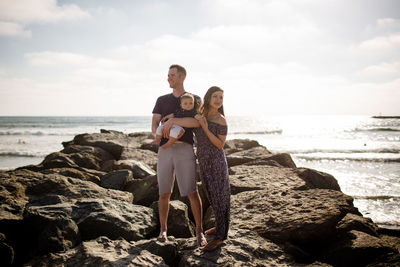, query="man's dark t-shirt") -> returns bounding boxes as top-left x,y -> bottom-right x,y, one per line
152,93 -> 200,146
